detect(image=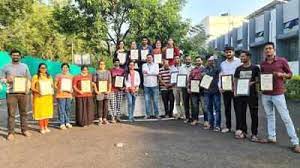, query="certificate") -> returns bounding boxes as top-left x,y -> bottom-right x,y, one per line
191,80 -> 200,93
39,80 -> 54,96
141,49 -> 149,60
170,72 -> 178,84
60,78 -> 72,92
134,63 -> 139,69
200,75 -> 213,90
166,48 -> 174,59
118,53 -> 127,65
81,80 -> 91,93
236,79 -> 250,96
260,74 -> 273,91
176,75 -> 187,87
221,75 -> 233,91
13,77 -> 28,93
98,81 -> 108,93
74,54 -> 82,65
114,76 -> 124,88
130,50 -> 139,60
82,54 -> 91,65
154,54 -> 162,64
